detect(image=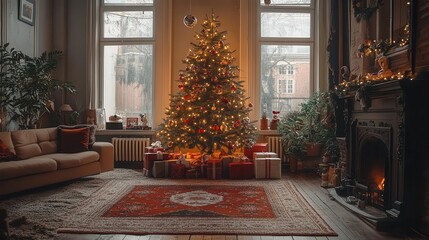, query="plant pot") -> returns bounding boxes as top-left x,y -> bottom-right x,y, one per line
305,143 -> 322,157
